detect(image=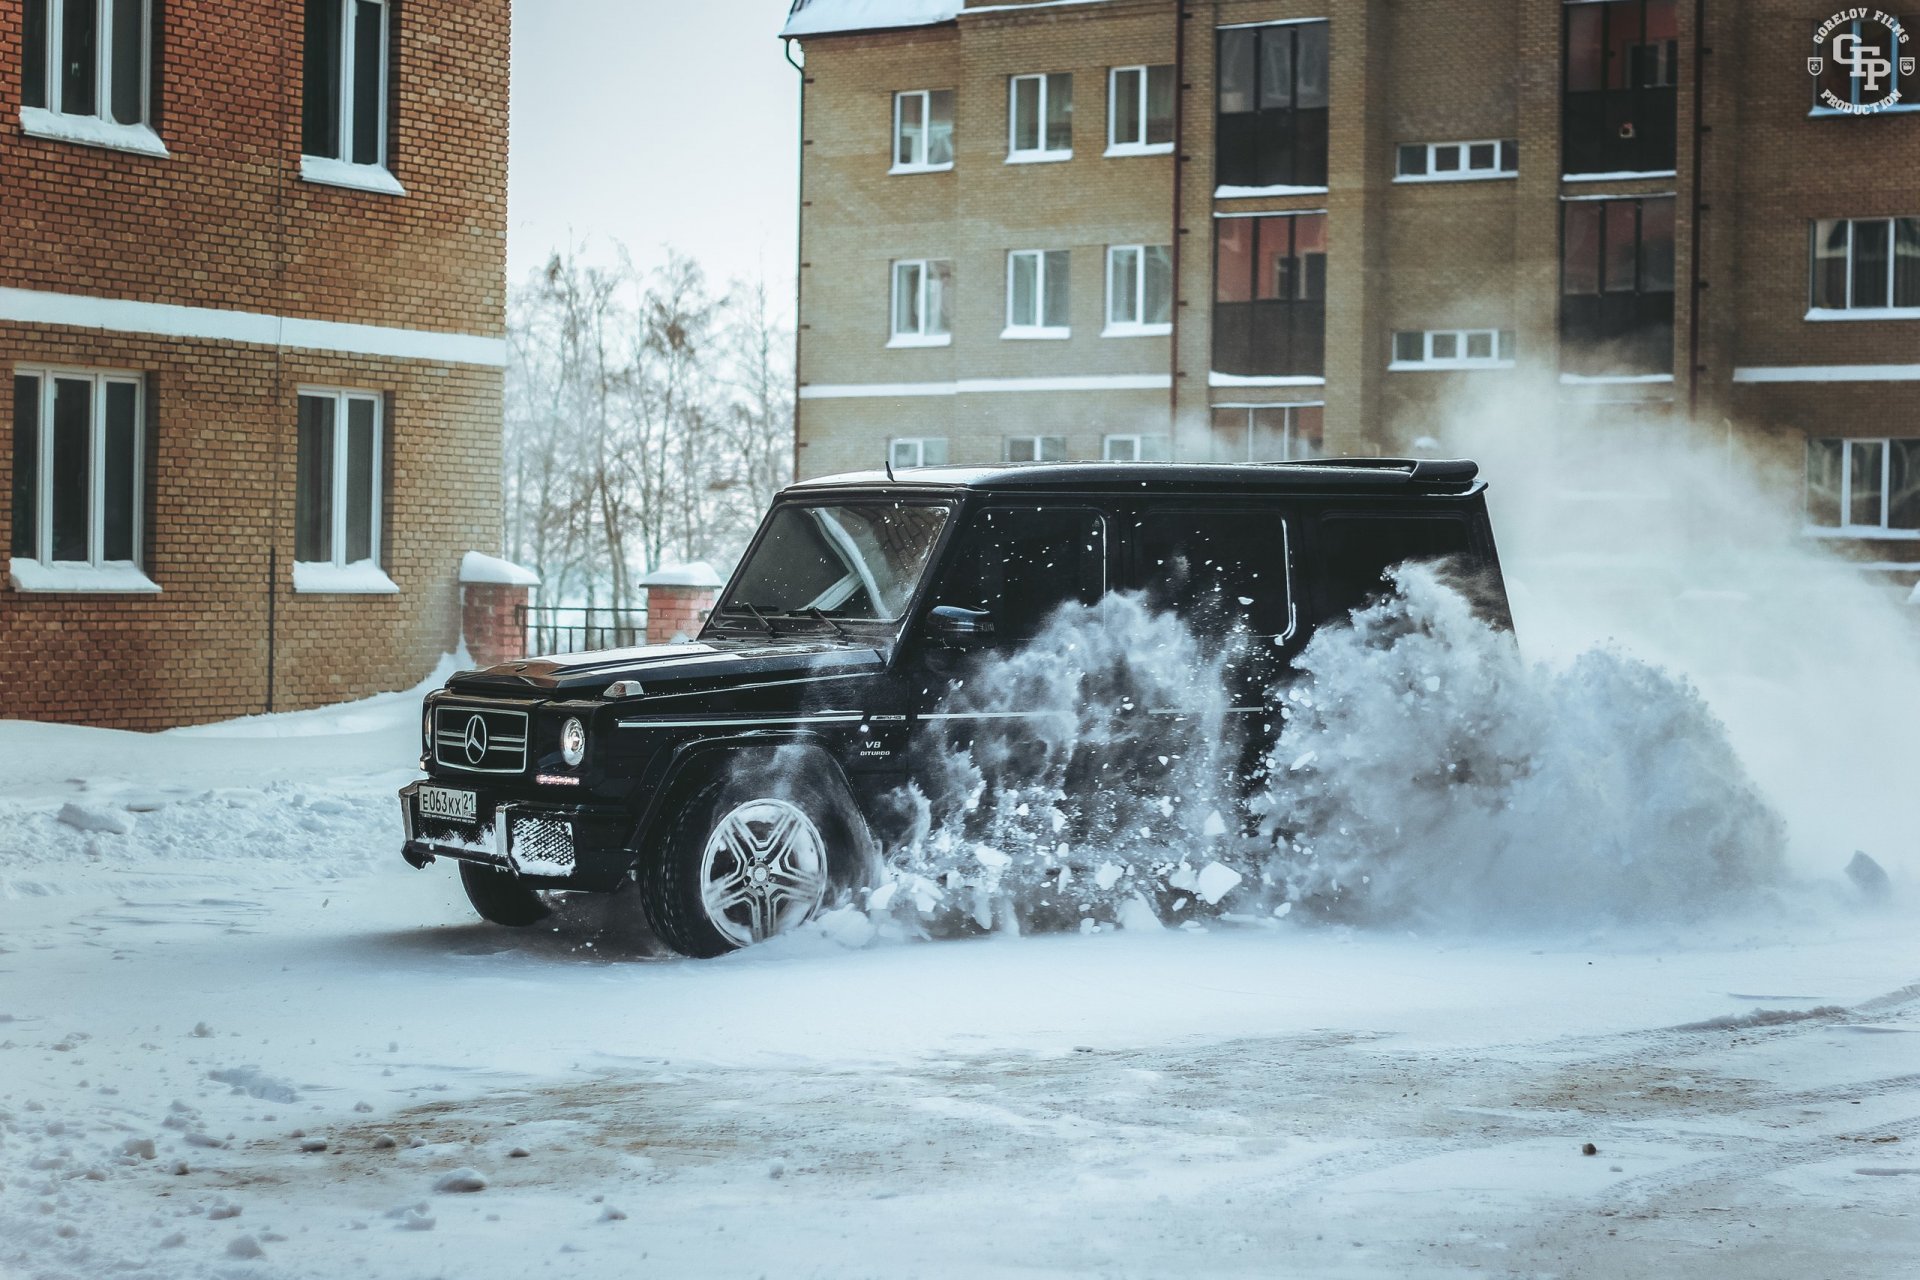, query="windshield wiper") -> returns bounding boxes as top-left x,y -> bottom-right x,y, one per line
800,607 -> 853,641
719,603 -> 779,637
